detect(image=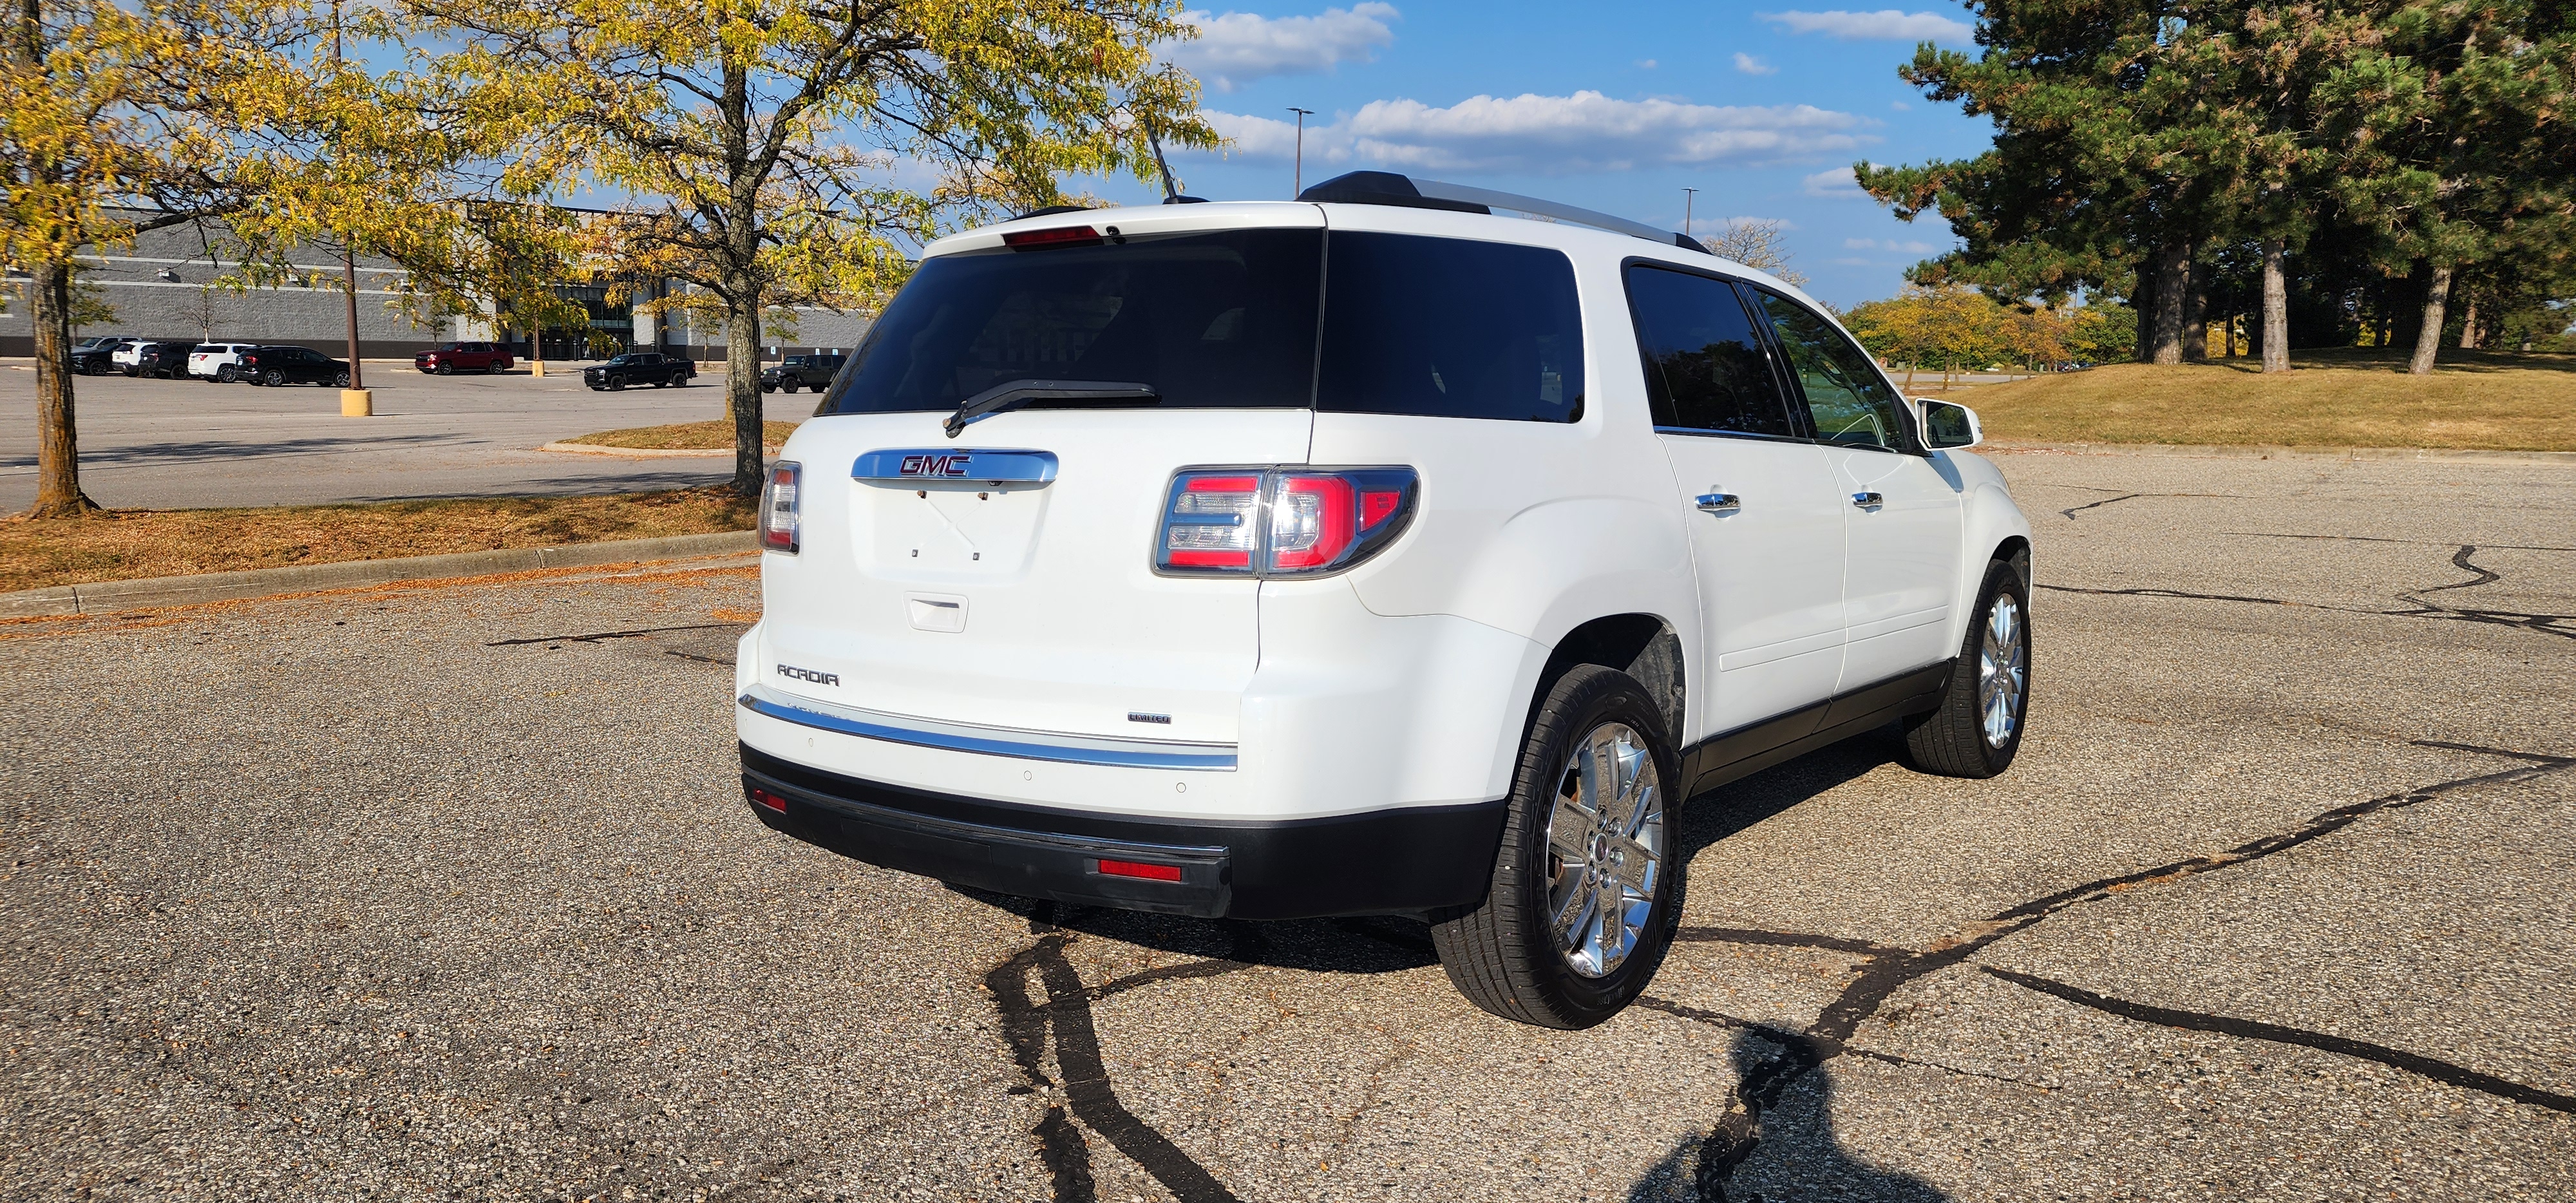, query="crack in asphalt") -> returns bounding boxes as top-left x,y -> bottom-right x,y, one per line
2058,493 -> 2142,520
2040,544 -> 2576,641
1979,967 -> 2576,1114
984,905 -> 1262,1203
2222,531 -> 2576,553
484,622 -> 736,647
1660,741 -> 2576,1200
